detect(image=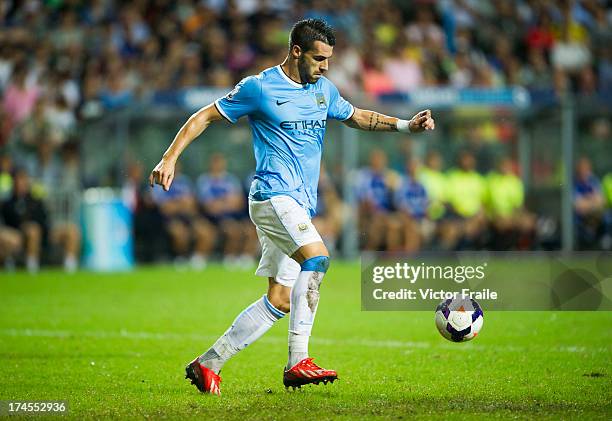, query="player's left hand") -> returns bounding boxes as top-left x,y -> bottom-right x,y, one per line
409,109 -> 435,133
